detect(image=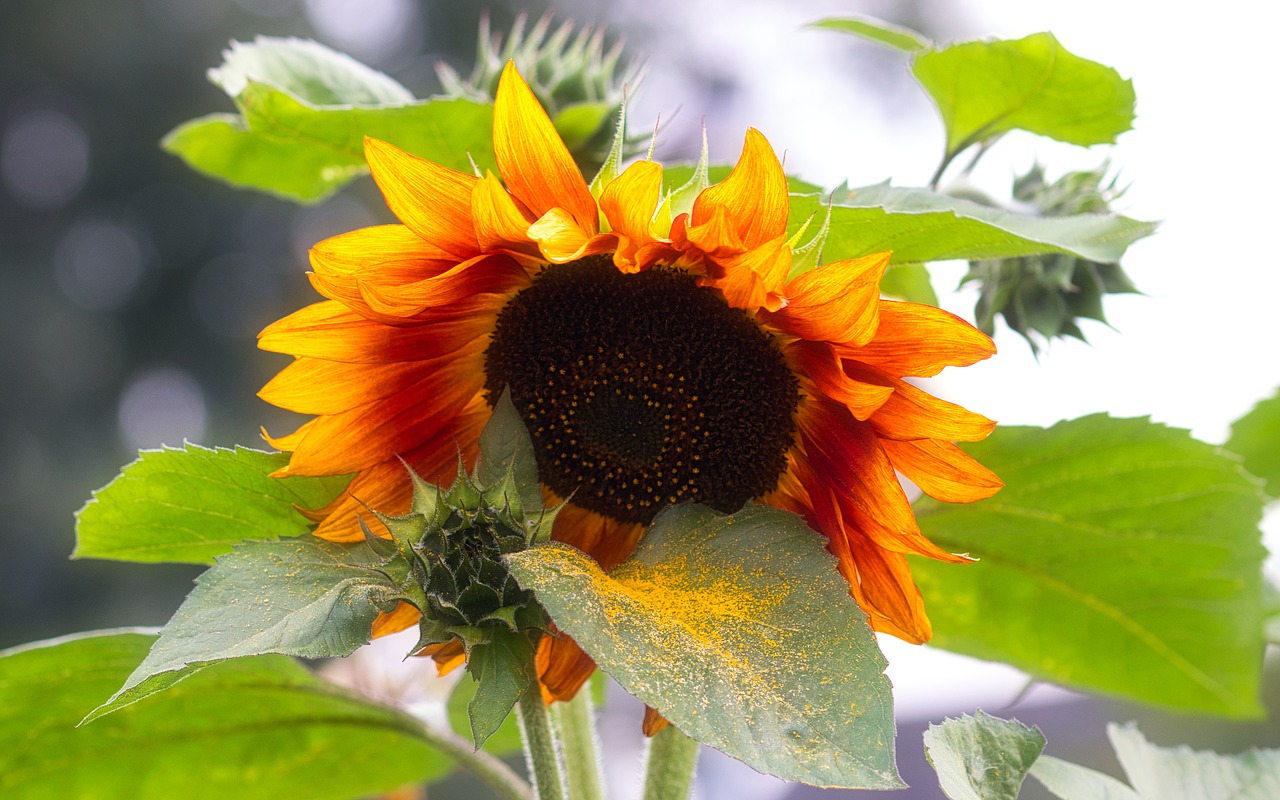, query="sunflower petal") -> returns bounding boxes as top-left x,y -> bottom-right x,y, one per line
493,62 -> 597,234
689,128 -> 788,250
260,358 -> 433,416
698,233 -> 791,312
372,601 -> 421,637
842,362 -> 996,442
537,626 -> 597,702
881,438 -> 1004,503
364,138 -> 480,259
787,340 -> 893,421
472,171 -> 538,255
769,251 -> 890,346
840,300 -> 996,377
